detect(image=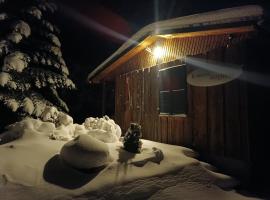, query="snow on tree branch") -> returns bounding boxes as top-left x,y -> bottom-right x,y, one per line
2,51 -> 30,72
